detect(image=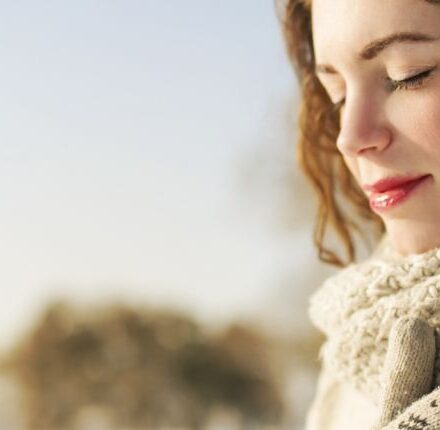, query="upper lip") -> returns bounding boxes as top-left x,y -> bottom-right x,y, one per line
363,174 -> 431,193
